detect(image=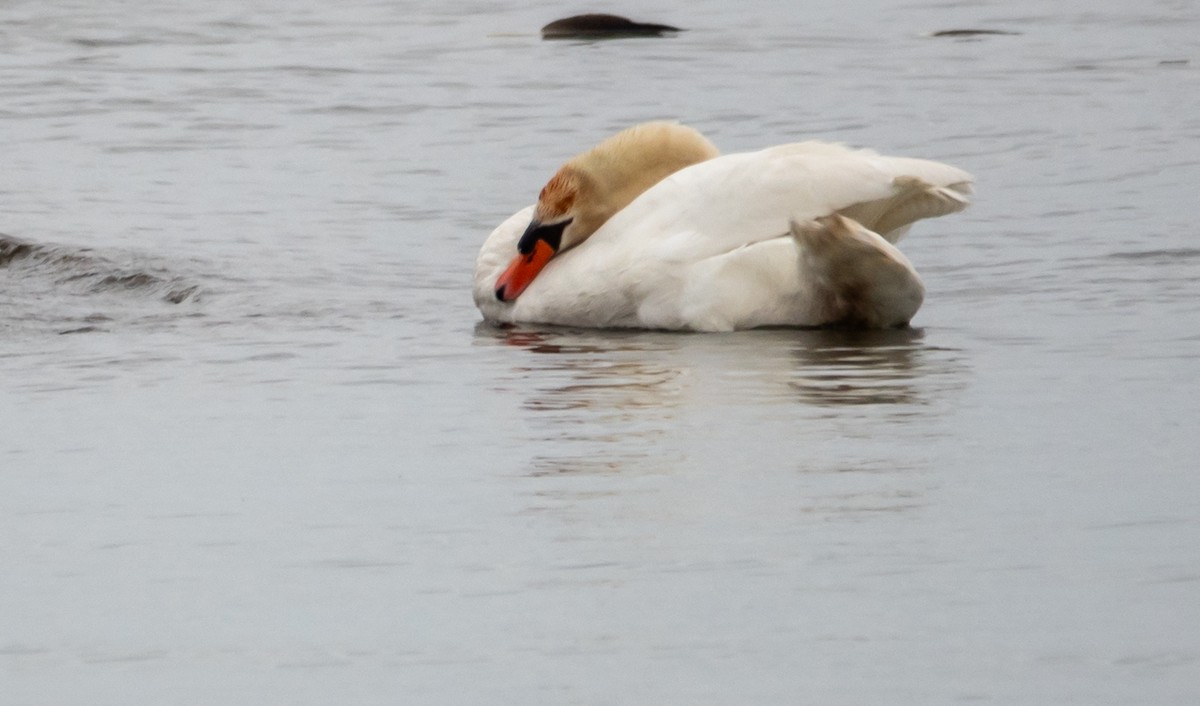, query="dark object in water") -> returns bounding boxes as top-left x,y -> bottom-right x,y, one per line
930,29 -> 1020,38
542,14 -> 682,40
0,232 -> 200,304
0,233 -> 35,266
